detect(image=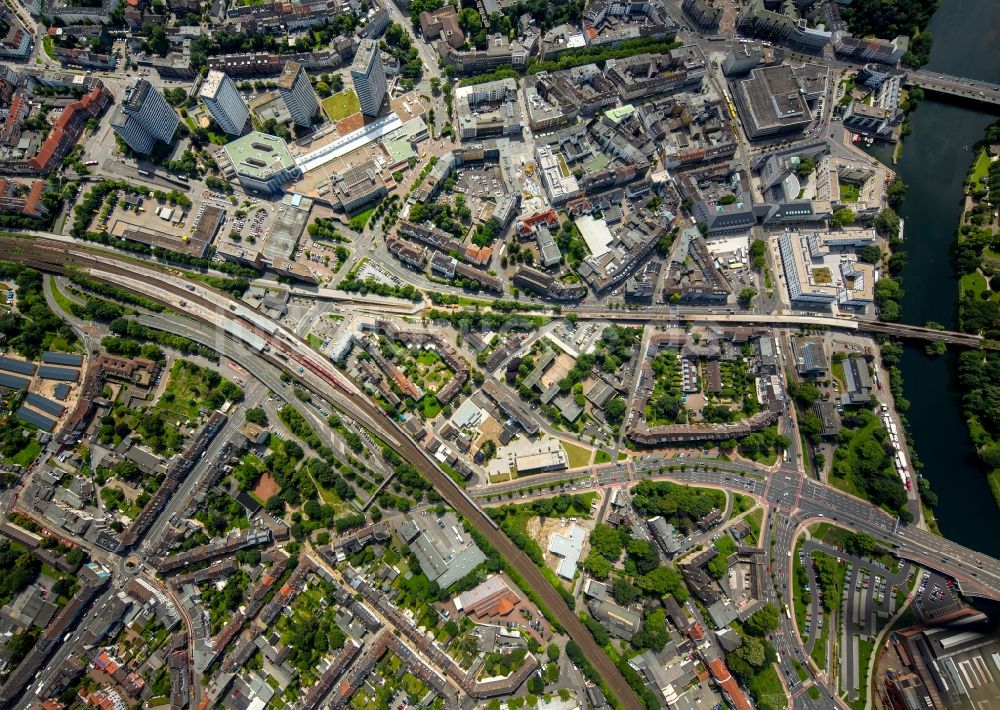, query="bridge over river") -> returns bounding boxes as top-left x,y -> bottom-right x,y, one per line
905,70 -> 1000,107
